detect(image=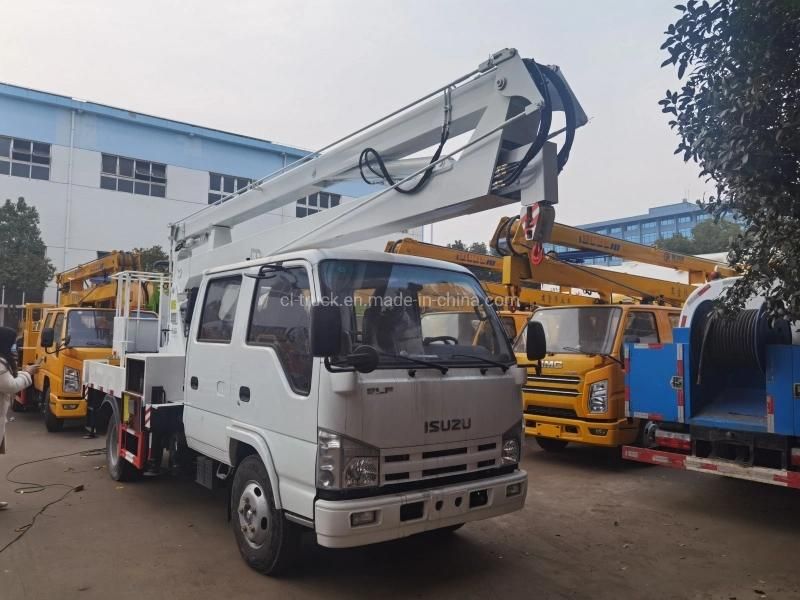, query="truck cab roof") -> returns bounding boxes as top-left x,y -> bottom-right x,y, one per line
205,248 -> 475,277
